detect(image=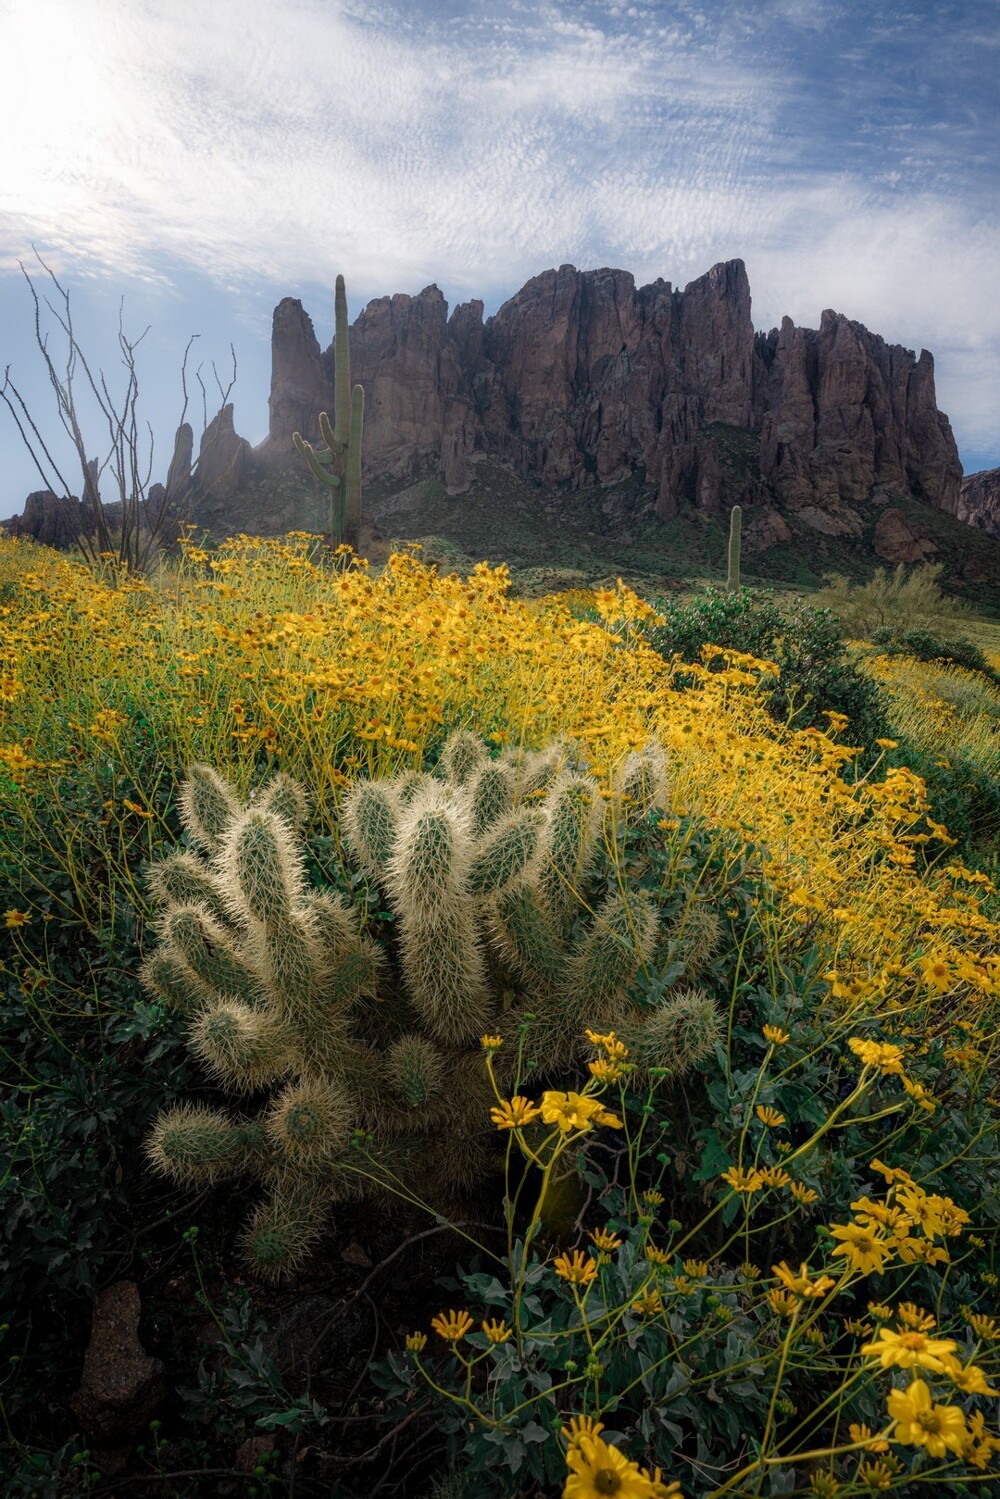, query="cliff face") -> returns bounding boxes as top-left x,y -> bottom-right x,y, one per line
257,259 -> 963,527
953,467 -> 1000,539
